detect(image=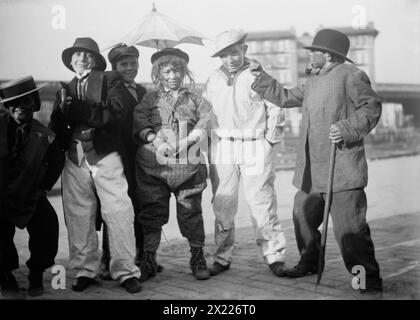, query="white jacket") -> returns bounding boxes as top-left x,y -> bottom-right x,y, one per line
203,66 -> 284,143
